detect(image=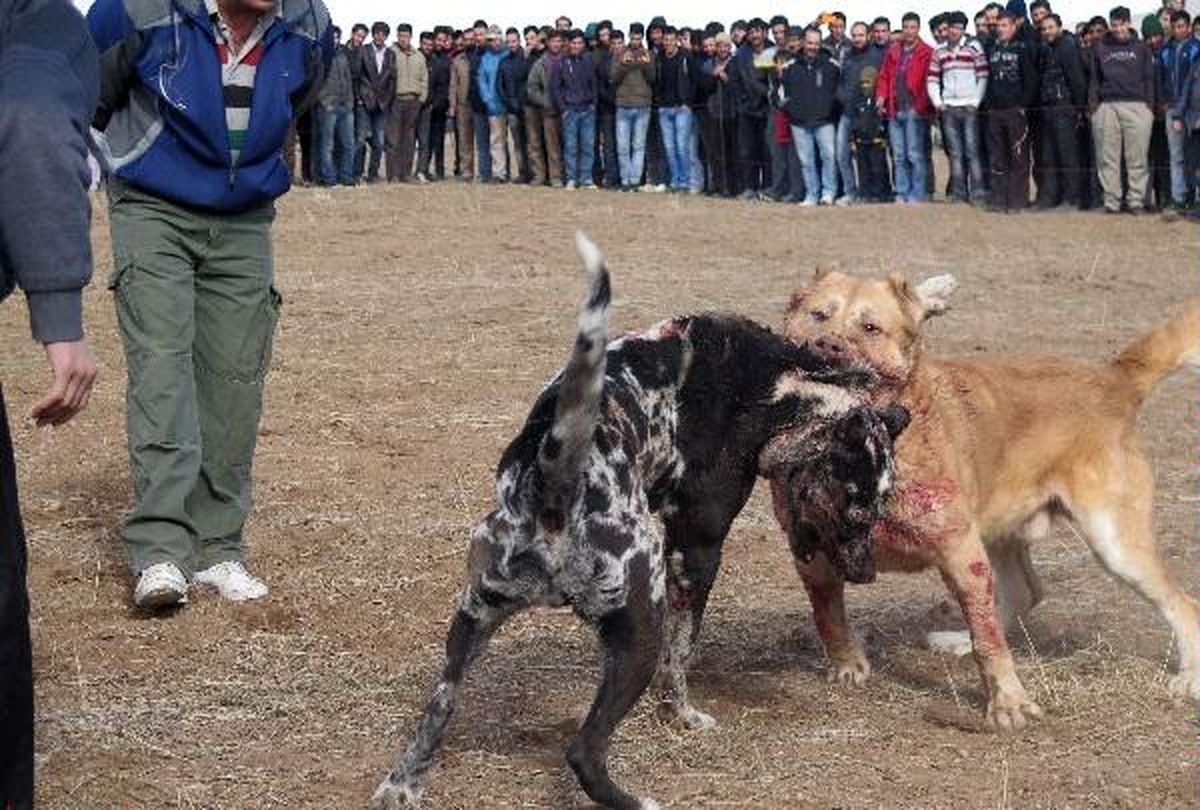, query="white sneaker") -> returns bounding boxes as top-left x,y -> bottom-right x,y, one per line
799,199 -> 818,208
133,562 -> 188,609
834,195 -> 854,207
193,561 -> 268,602
415,172 -> 429,184
819,195 -> 835,206
565,180 -> 577,190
